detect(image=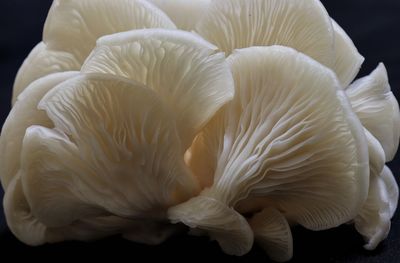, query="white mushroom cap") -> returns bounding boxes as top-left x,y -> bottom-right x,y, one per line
355,165 -> 398,250
0,71 -> 79,189
346,63 -> 400,161
13,0 -> 176,103
4,175 -> 47,246
194,0 -> 335,67
4,173 -> 181,246
168,192 -> 253,256
150,0 -> 366,90
249,207 -> 293,262
331,19 -> 364,88
4,73 -> 201,245
12,43 -> 81,105
148,0 -> 211,30
169,46 -> 369,257
3,0 -> 398,256
352,130 -> 397,250
82,29 -> 234,148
